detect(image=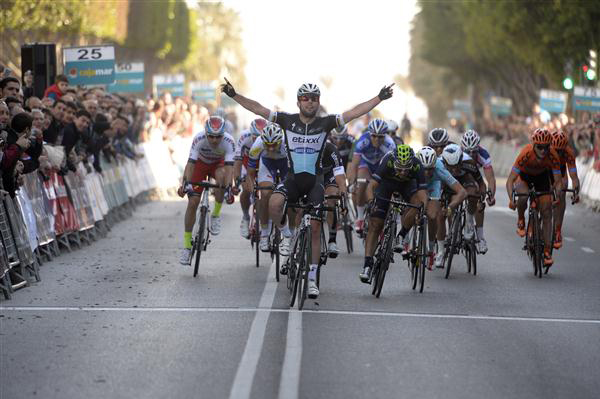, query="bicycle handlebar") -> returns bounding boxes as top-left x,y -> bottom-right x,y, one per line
375,196 -> 423,211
